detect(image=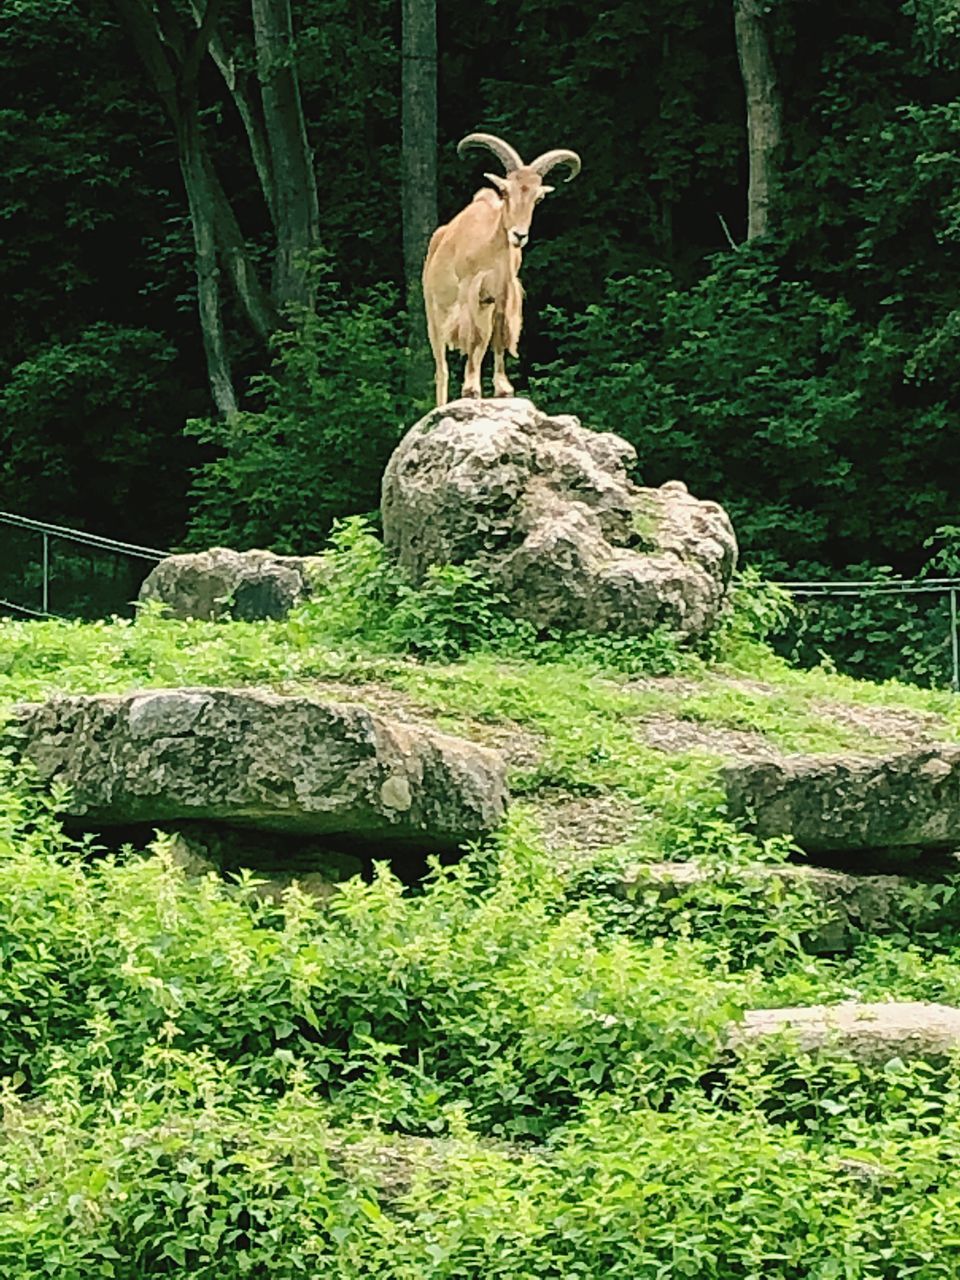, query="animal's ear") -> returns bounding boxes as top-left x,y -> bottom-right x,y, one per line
535,185 -> 555,202
484,172 -> 509,195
